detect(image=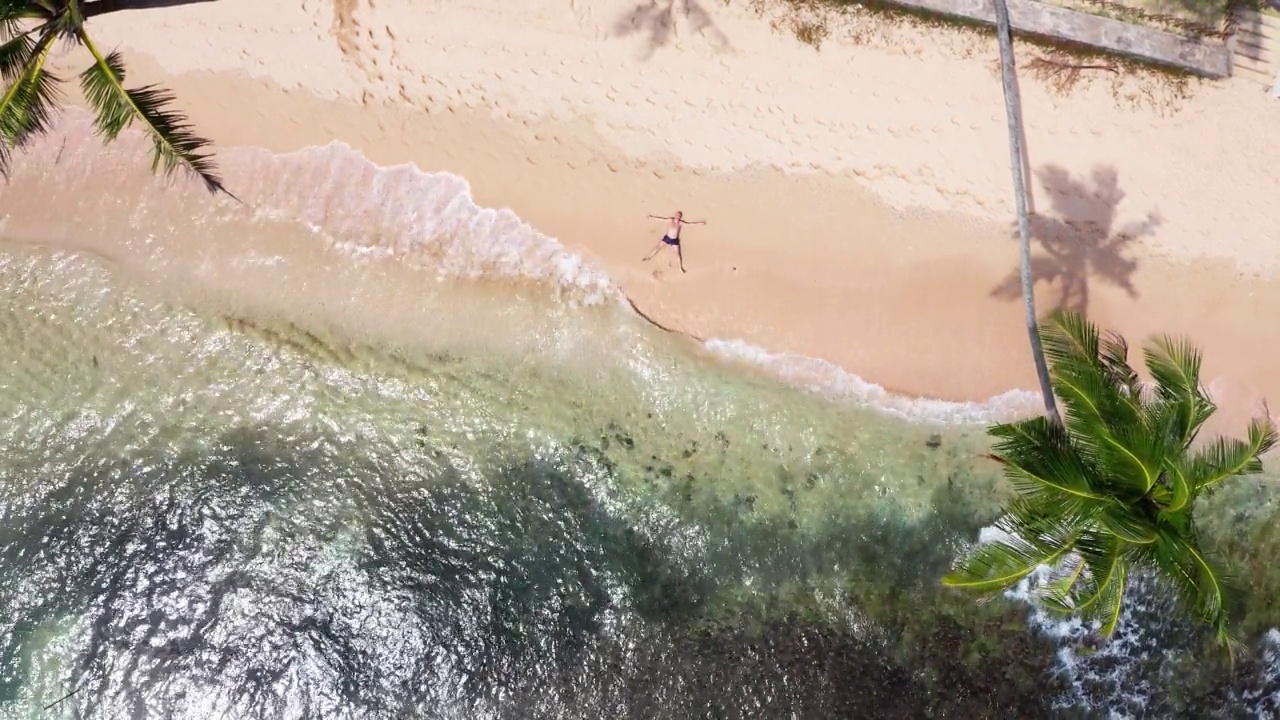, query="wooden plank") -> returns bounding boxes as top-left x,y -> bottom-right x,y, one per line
883,0 -> 1232,76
